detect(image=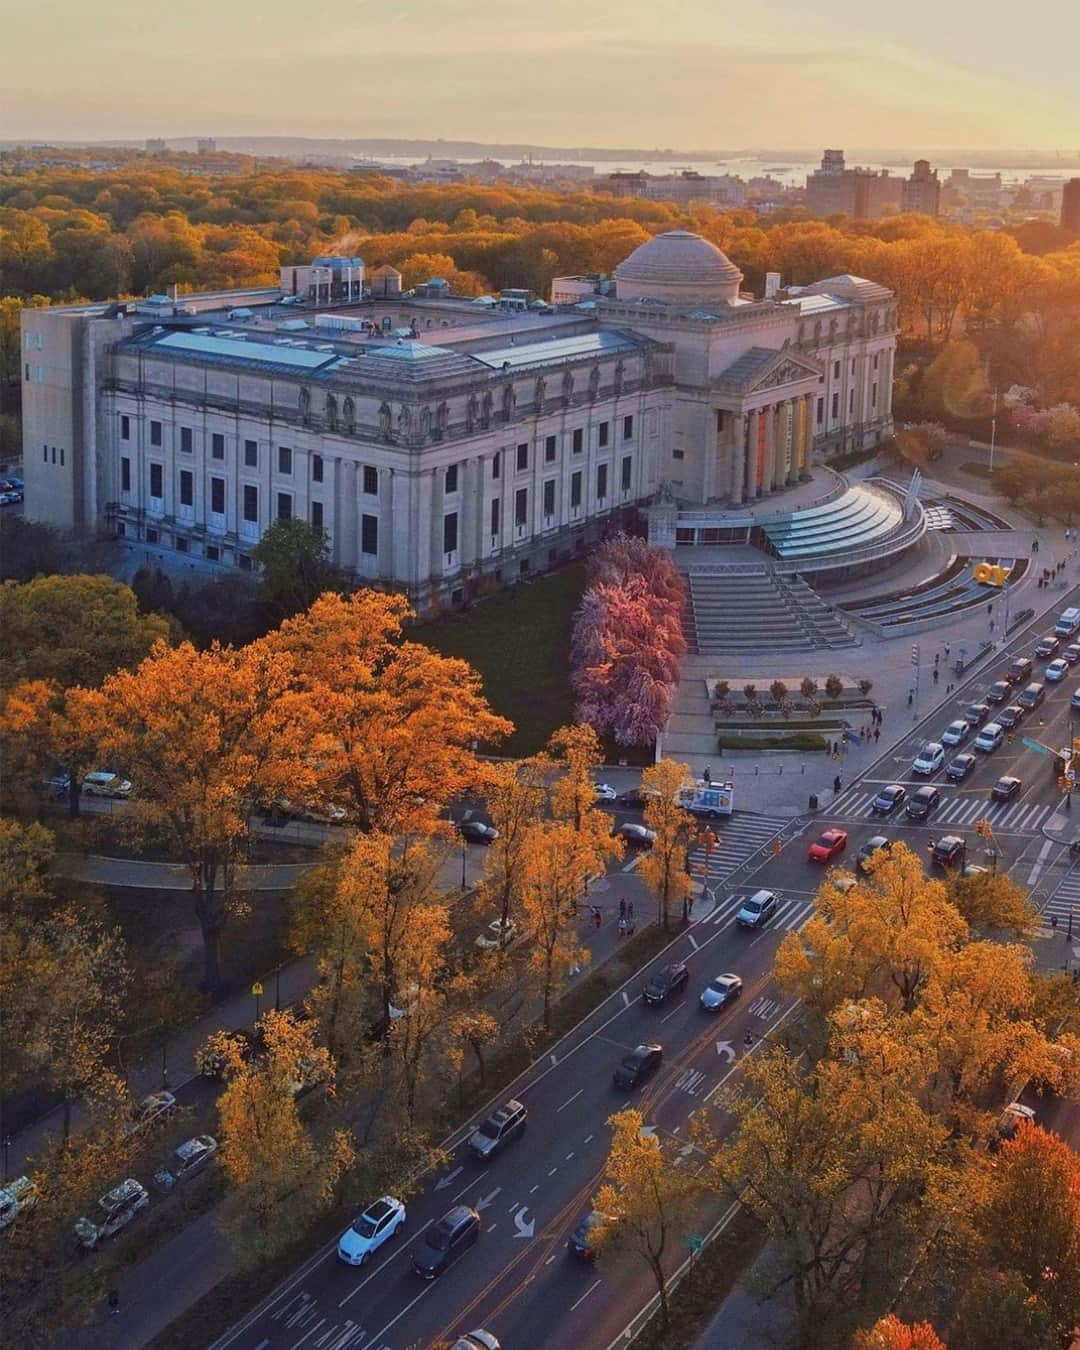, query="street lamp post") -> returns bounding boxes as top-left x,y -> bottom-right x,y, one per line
2,1135 -> 10,1181
161,1036 -> 169,1090
461,838 -> 468,892
988,387 -> 998,477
